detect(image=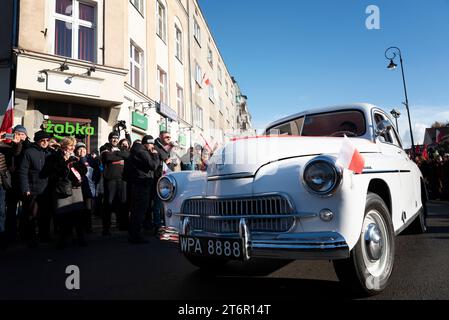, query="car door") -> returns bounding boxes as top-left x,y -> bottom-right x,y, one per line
373,112 -> 416,226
